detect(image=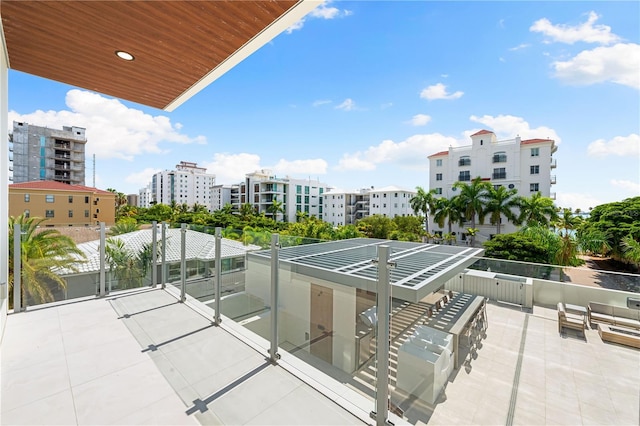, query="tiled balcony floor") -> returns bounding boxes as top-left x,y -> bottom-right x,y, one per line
2,286 -> 639,426
0,288 -> 369,425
